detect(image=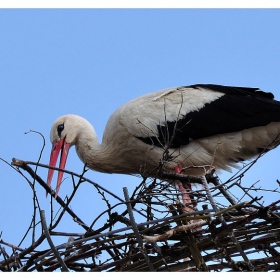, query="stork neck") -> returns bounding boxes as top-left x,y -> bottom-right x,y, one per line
75,129 -> 114,173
